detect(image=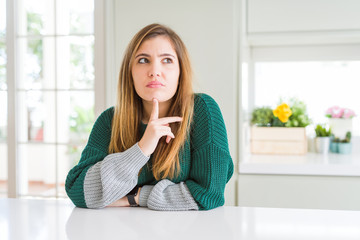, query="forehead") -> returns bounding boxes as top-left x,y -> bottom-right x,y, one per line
136,36 -> 177,55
